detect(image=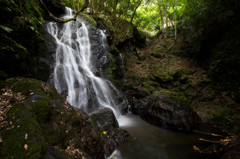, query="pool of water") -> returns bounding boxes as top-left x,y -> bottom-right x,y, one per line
108,114 -> 206,159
